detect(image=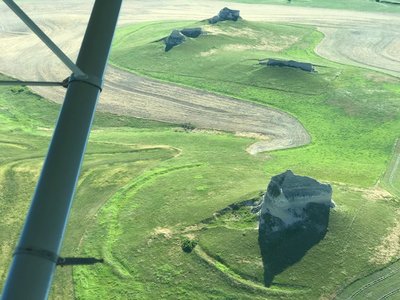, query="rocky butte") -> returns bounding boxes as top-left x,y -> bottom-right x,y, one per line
208,7 -> 241,24
260,59 -> 315,72
258,170 -> 334,286
161,7 -> 241,52
163,28 -> 202,52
